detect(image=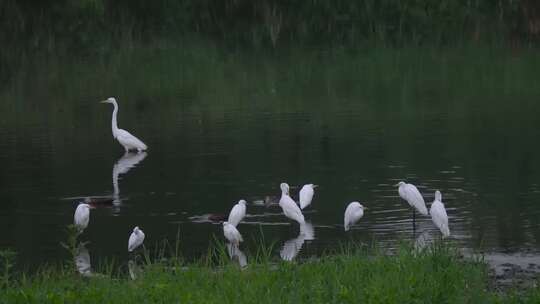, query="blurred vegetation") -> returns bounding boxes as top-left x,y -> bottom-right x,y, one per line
1,0 -> 540,88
